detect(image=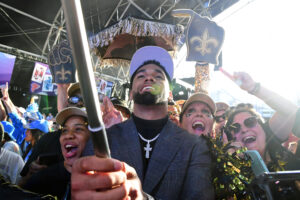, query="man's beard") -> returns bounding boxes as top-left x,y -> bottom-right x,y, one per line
133,91 -> 167,105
